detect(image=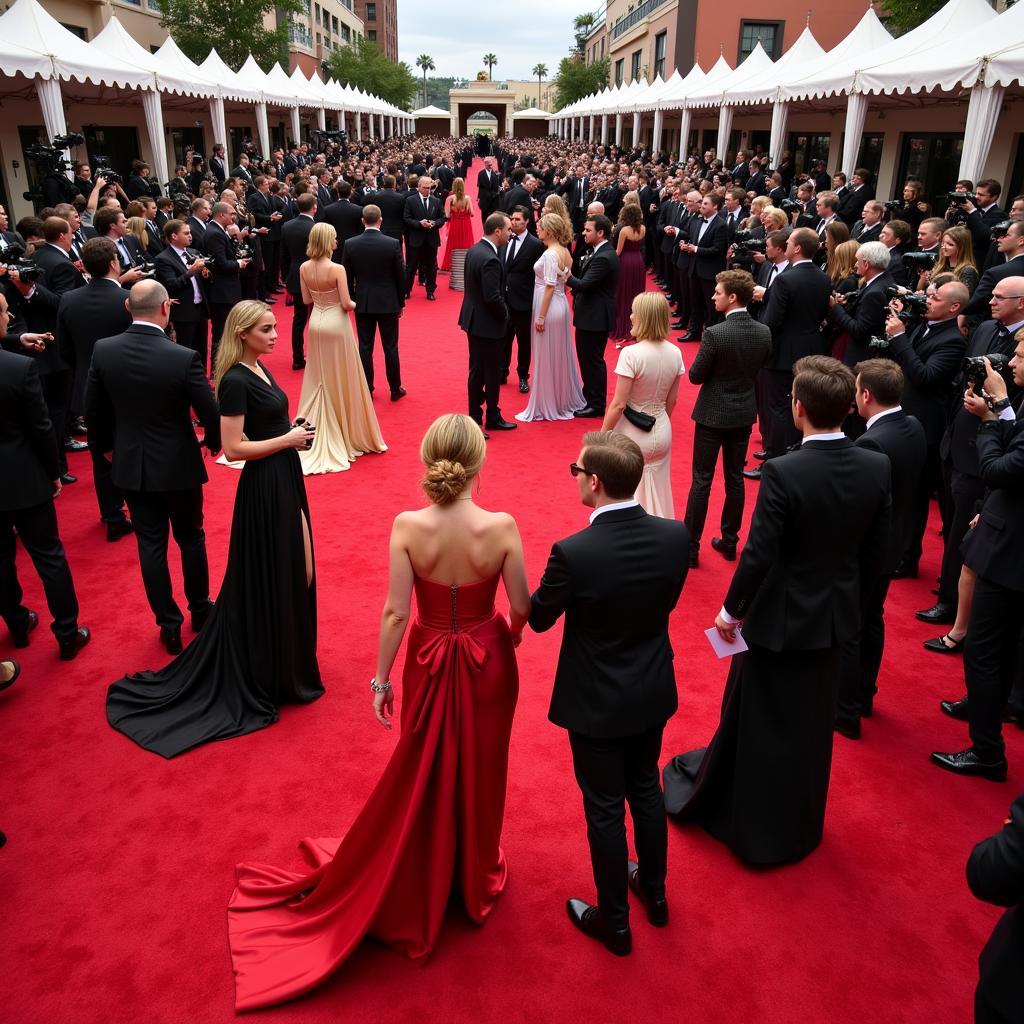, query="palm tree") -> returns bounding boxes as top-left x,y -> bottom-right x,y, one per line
482,53 -> 498,81
415,53 -> 435,108
573,12 -> 597,54
532,63 -> 548,108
